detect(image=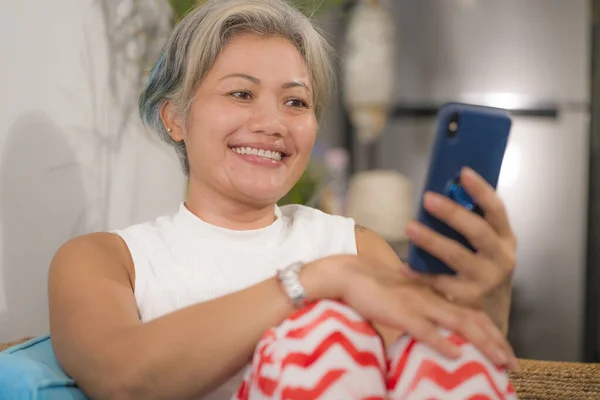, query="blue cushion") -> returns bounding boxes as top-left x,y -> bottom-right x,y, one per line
0,335 -> 88,399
